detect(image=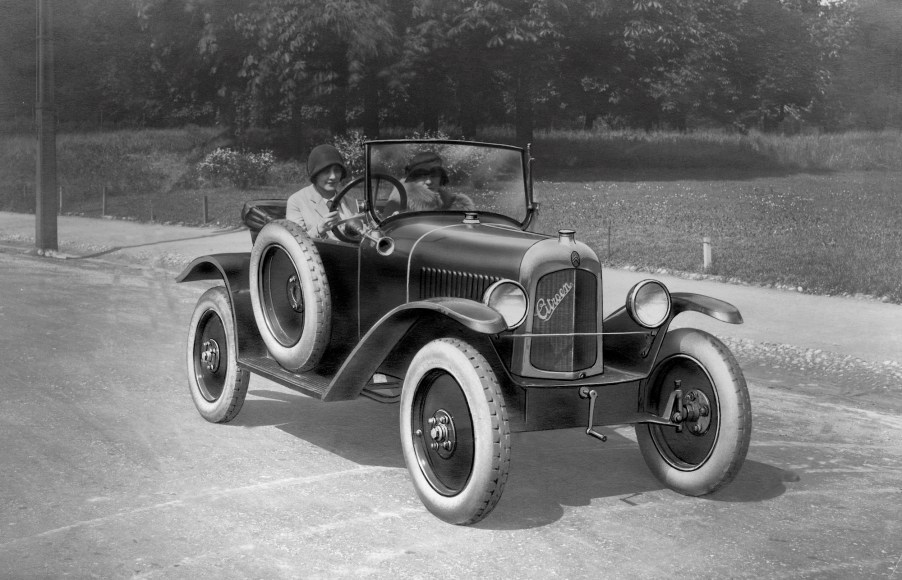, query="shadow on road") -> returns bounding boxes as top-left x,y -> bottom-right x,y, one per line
231,385 -> 792,529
